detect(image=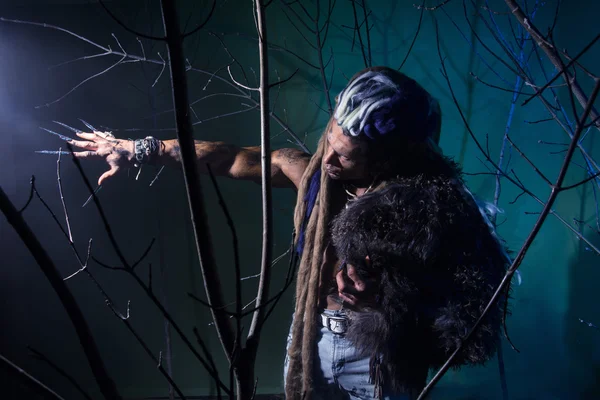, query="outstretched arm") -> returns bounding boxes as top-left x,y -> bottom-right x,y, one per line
69,132 -> 310,189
